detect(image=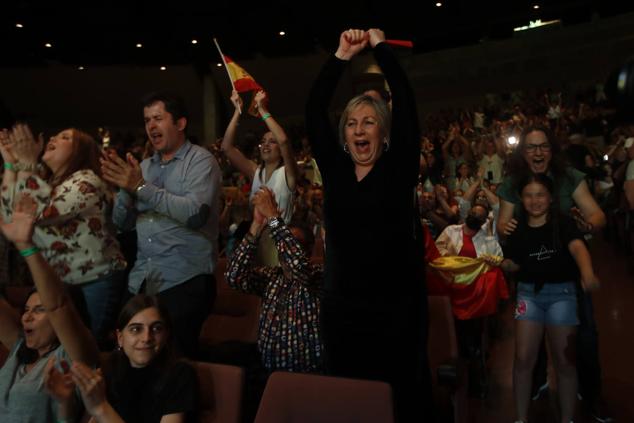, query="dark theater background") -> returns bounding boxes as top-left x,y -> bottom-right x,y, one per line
2,1 -> 634,422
